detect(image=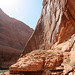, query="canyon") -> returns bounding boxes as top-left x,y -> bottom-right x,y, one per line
0,9 -> 33,69
2,0 -> 75,74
